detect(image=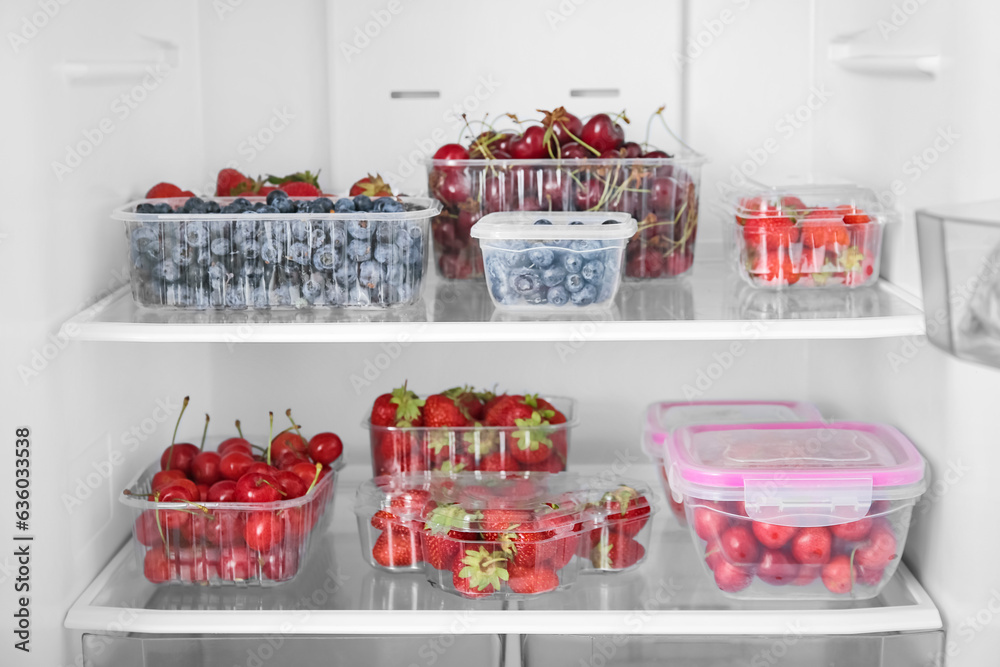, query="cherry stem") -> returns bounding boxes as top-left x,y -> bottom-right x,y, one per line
267,412 -> 273,466
165,396 -> 190,471
259,479 -> 287,497
305,463 -> 323,495
235,420 -> 244,439
655,106 -> 695,154
199,414 -> 210,452
285,409 -> 305,442
562,126 -> 600,157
